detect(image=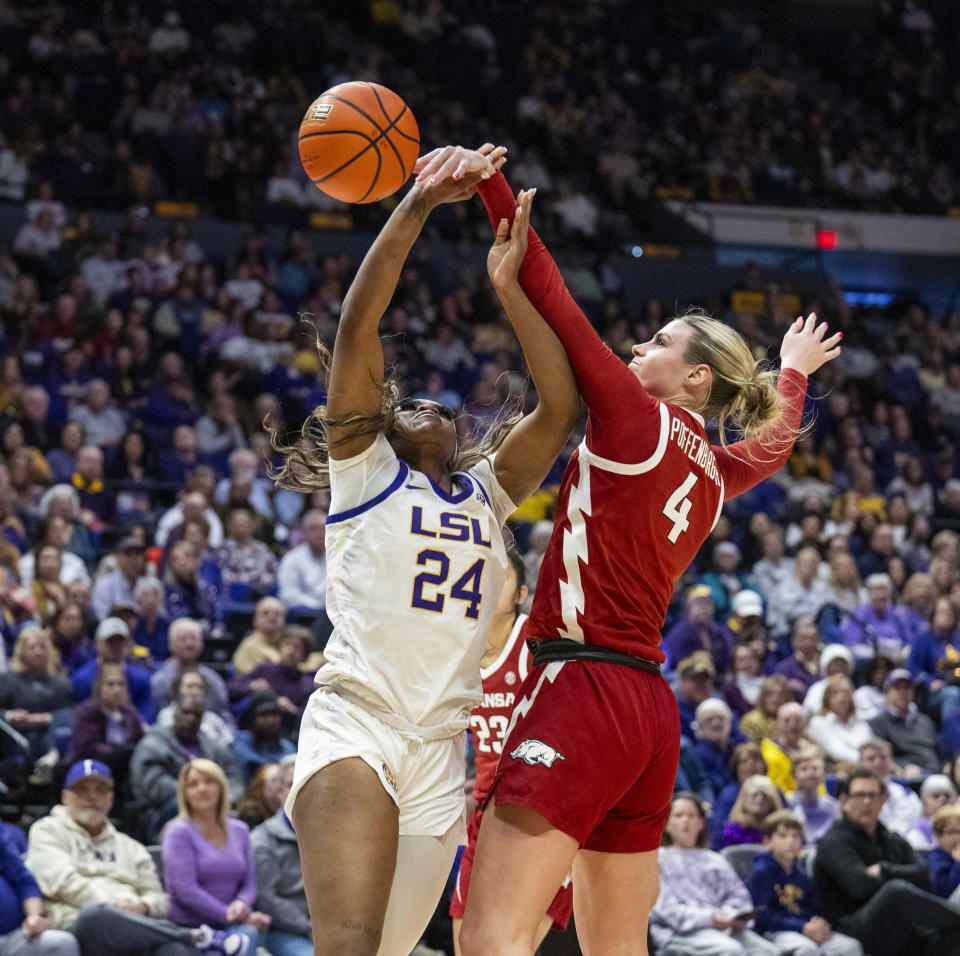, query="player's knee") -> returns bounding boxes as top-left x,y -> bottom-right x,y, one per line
458,914 -> 523,956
